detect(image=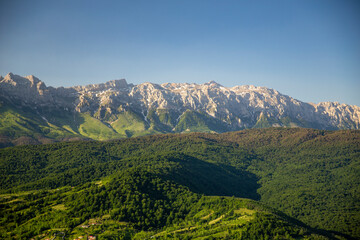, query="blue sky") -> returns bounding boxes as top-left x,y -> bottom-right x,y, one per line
0,0 -> 359,106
